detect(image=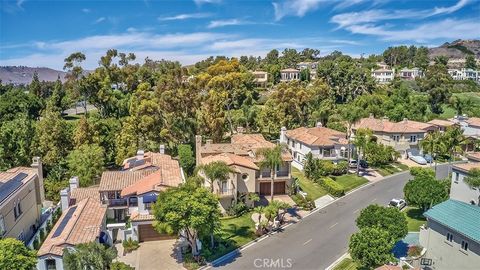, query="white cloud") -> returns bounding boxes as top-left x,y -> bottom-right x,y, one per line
16,0 -> 25,8
82,8 -> 90,13
193,0 -> 222,5
346,18 -> 480,42
94,17 -> 106,24
159,13 -> 212,21
273,0 -> 326,21
207,19 -> 250,29
431,0 -> 470,16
